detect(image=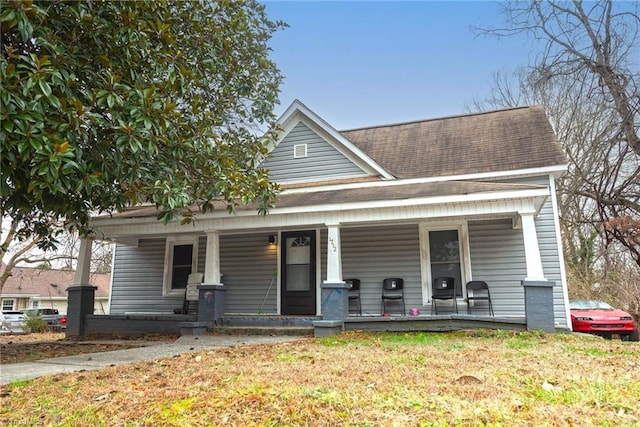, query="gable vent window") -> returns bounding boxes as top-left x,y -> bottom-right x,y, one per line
293,144 -> 308,158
